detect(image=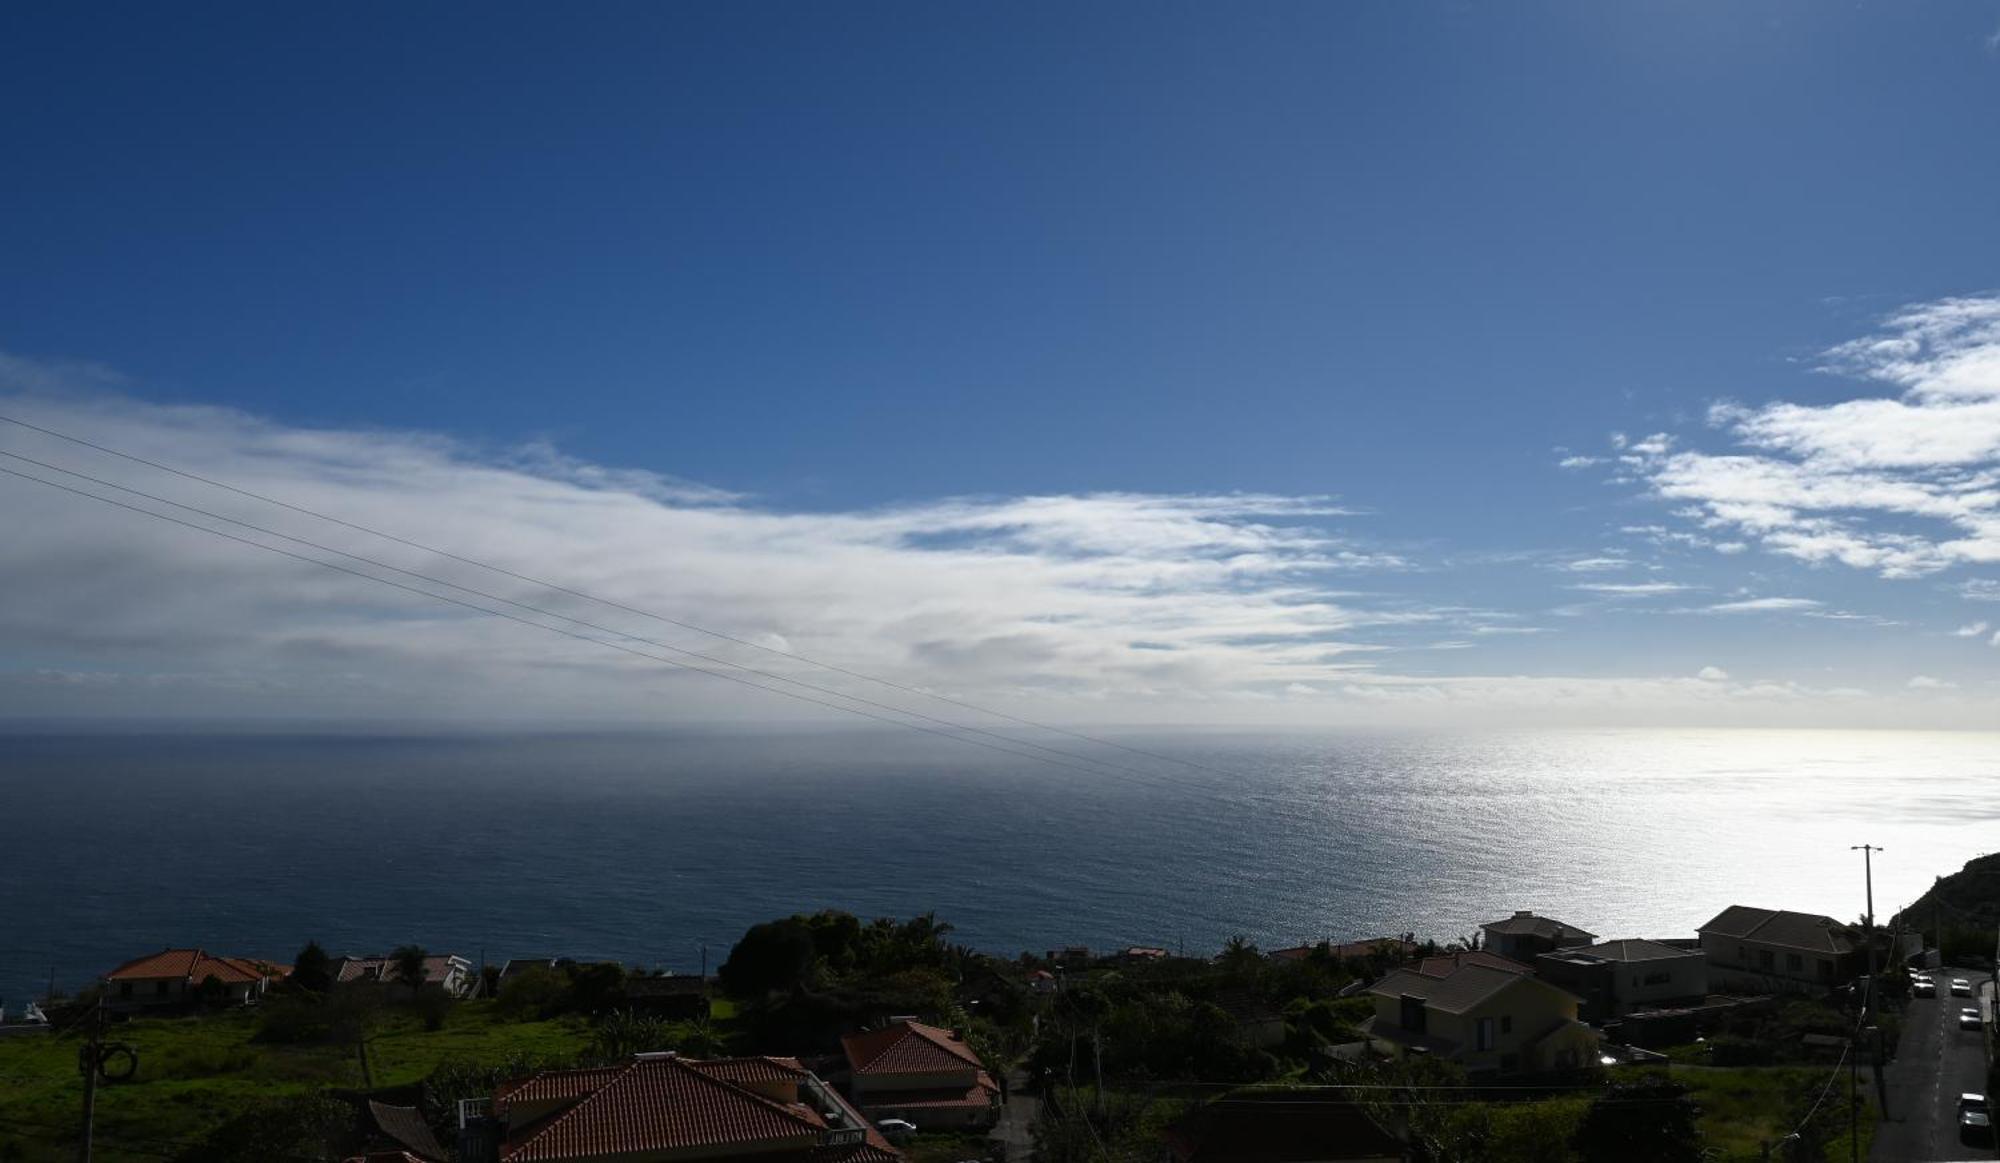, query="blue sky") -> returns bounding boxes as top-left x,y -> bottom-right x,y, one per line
3,2 -> 2000,728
